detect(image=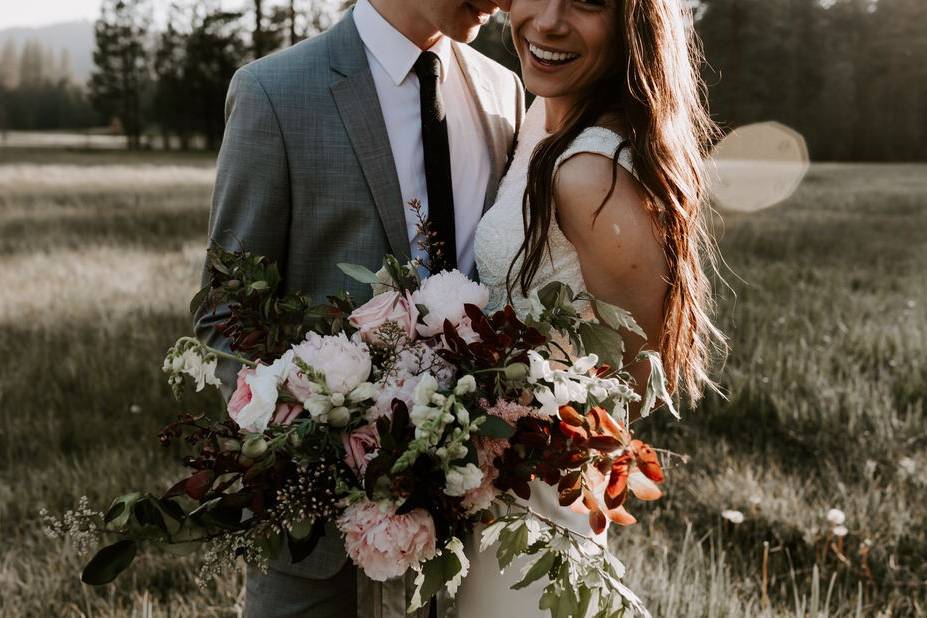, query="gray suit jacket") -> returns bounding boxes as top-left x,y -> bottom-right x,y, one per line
194,10 -> 524,583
